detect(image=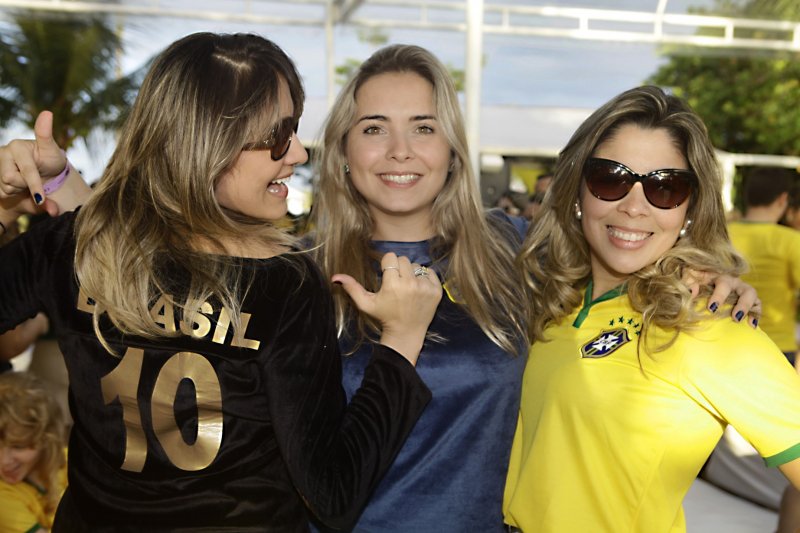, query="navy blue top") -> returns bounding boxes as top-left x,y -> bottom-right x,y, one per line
316,213 -> 529,533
